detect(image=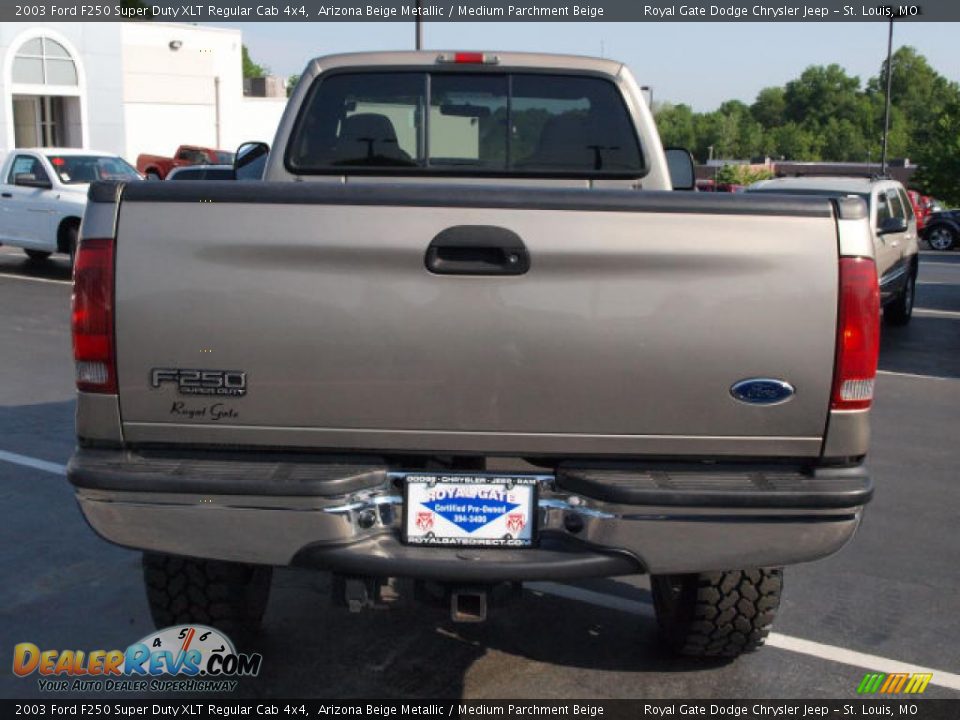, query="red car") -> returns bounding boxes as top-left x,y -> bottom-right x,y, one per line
906,190 -> 929,231
136,145 -> 235,180
695,179 -> 745,193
